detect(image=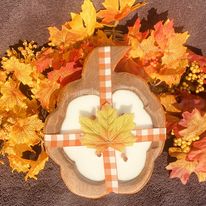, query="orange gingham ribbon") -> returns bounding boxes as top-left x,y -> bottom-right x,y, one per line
44,46 -> 166,194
